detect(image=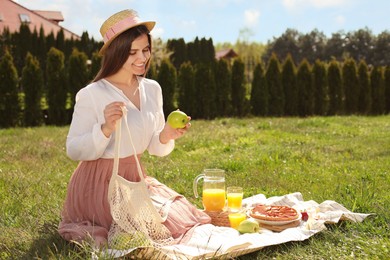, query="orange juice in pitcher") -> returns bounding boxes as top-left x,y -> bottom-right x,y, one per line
193,169 -> 226,211
202,188 -> 226,211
